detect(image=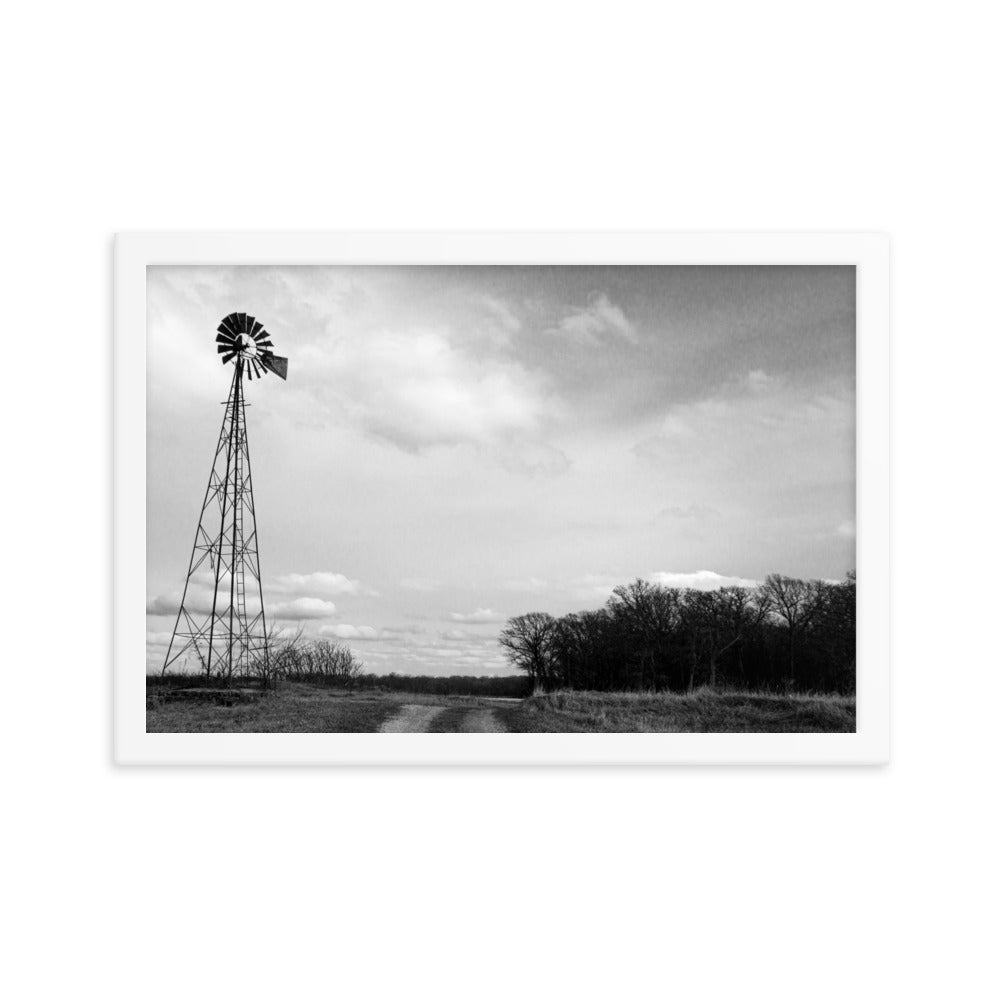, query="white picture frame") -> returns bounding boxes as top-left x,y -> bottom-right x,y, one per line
116,232 -> 889,765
